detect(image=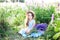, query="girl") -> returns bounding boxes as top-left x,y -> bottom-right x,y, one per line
18,11 -> 47,38
18,11 -> 35,38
